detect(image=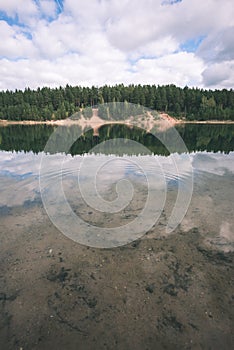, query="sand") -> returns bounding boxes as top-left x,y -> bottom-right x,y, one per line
0,175 -> 233,349
0,109 -> 233,130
